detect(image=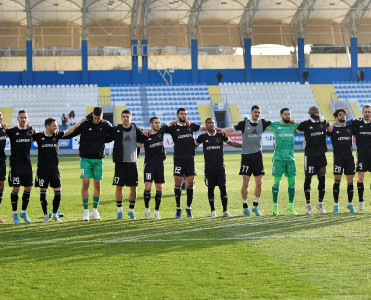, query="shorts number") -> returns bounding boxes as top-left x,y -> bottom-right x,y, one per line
38,179 -> 45,187
113,177 -> 120,184
334,165 -> 342,173
81,169 -> 85,176
308,166 -> 314,174
205,178 -> 208,186
146,173 -> 151,180
12,177 -> 20,185
174,166 -> 181,174
358,163 -> 363,170
241,165 -> 249,173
